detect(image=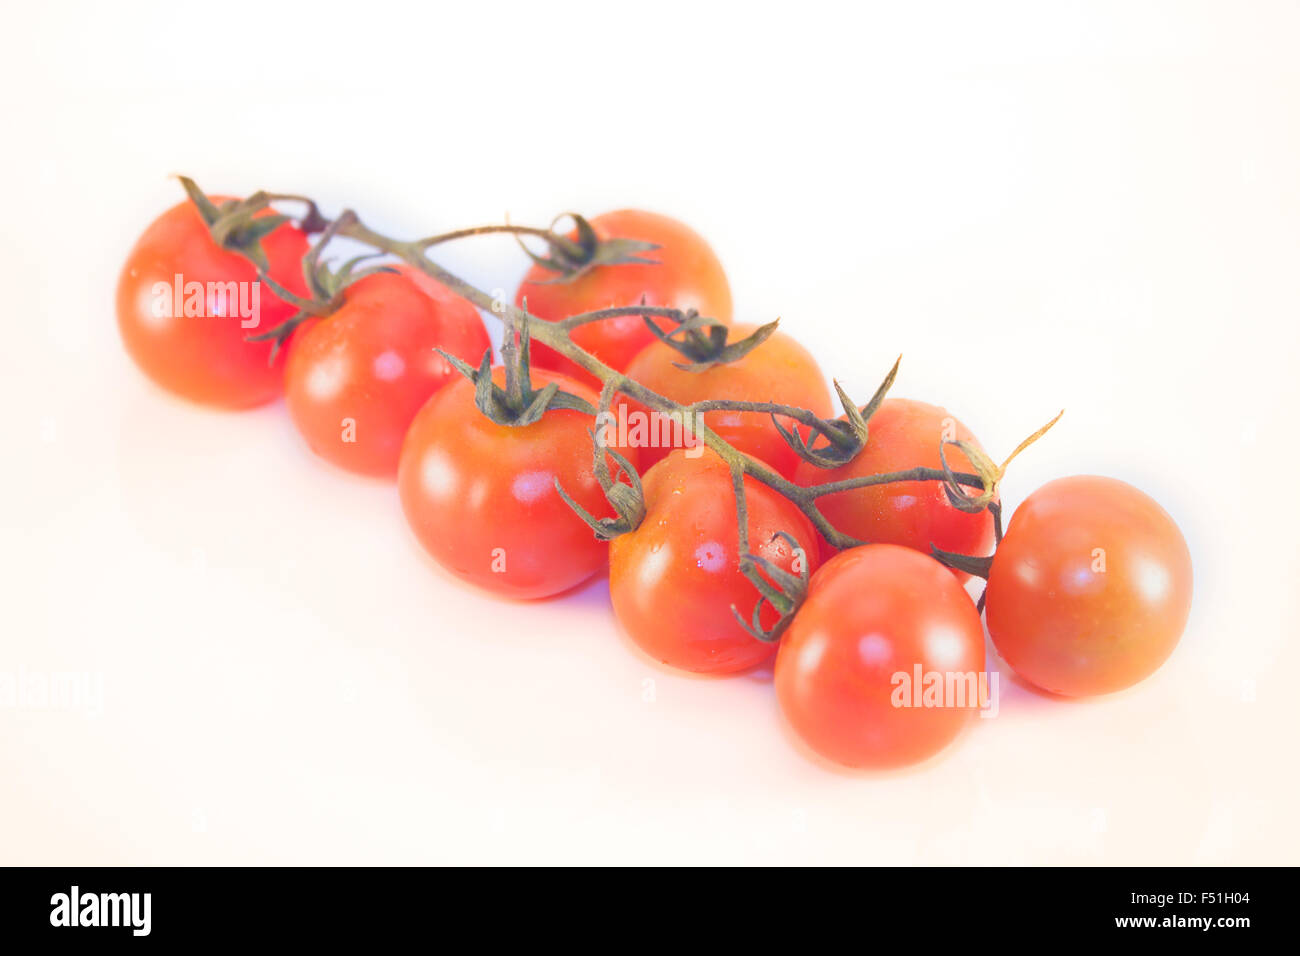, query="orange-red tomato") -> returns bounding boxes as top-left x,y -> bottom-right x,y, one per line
284,265 -> 490,478
517,210 -> 732,389
795,398 -> 995,565
776,544 -> 985,769
117,197 -> 310,408
614,324 -> 832,478
985,475 -> 1193,697
398,368 -> 631,599
608,449 -> 819,675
